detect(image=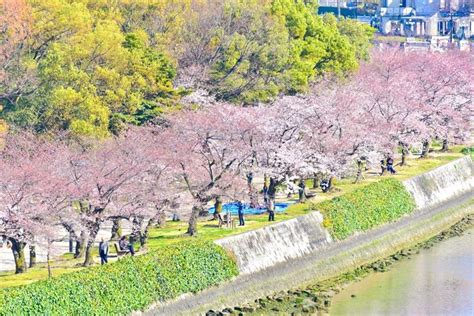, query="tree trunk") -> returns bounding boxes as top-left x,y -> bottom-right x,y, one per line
214,196 -> 223,220
312,173 -> 320,189
47,250 -> 52,279
140,218 -> 155,249
267,177 -> 278,207
131,217 -> 143,244
263,174 -> 269,190
187,205 -> 201,236
247,172 -> 258,208
420,140 -> 430,158
74,231 -> 87,259
441,139 -> 449,152
298,178 -> 306,203
155,209 -> 167,228
354,160 -> 364,184
354,167 -> 363,184
110,219 -> 122,240
83,222 -> 101,267
10,238 -> 27,274
400,143 -> 409,166
29,245 -> 36,268
68,233 -> 74,253
328,176 -> 335,192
